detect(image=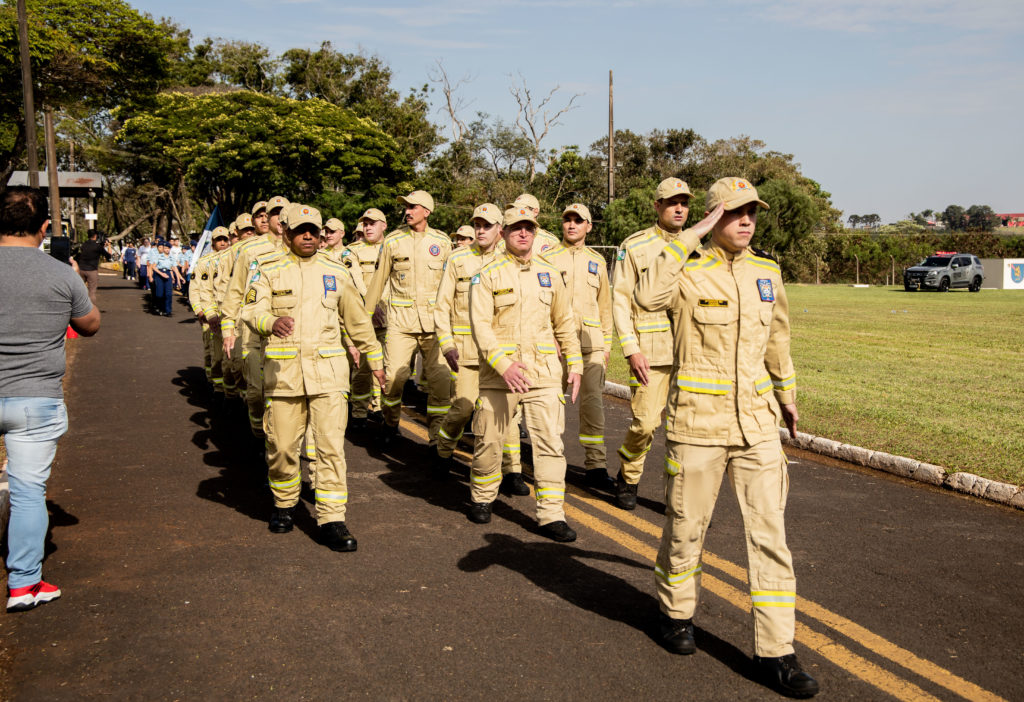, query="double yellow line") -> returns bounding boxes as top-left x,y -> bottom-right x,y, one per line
398,417 -> 1002,701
